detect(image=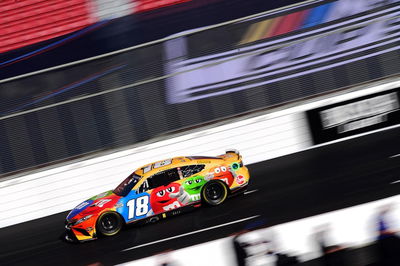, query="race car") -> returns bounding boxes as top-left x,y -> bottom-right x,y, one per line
65,150 -> 250,242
